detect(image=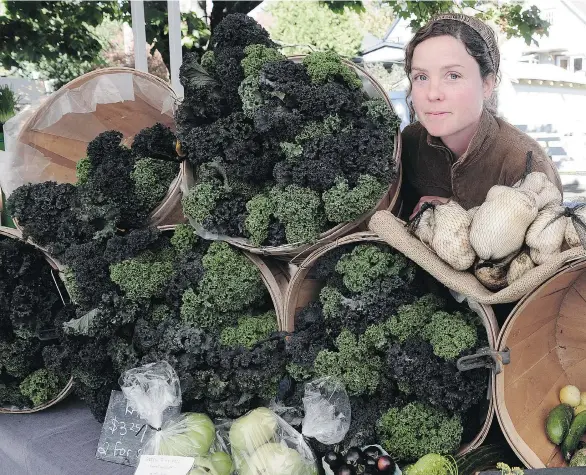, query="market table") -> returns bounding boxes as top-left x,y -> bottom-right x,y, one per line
0,397 -> 134,475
